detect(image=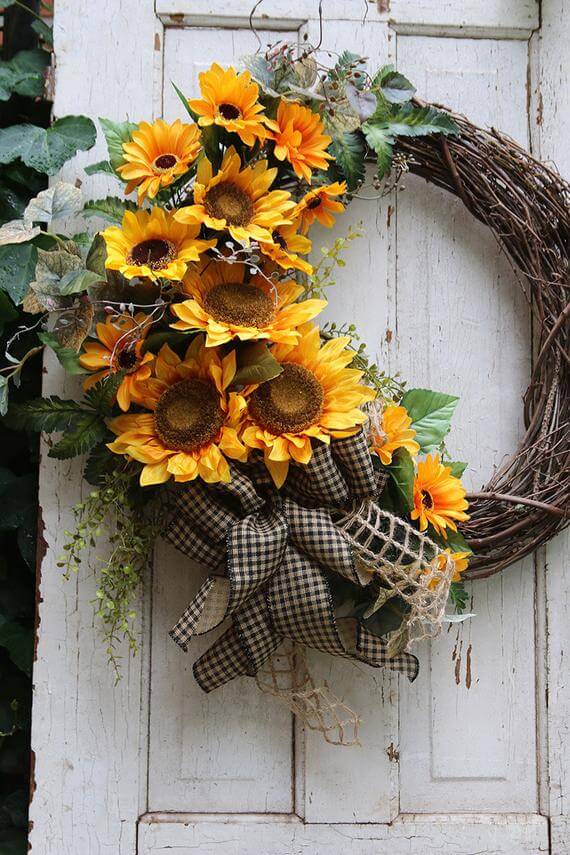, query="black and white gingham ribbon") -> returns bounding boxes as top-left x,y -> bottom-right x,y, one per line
166,431 -> 418,691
